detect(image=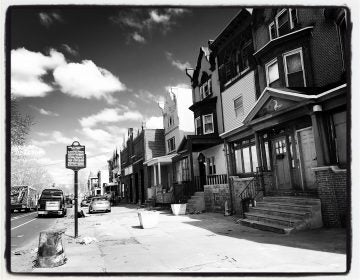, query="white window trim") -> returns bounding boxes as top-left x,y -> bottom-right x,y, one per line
282,47 -> 307,87
269,21 -> 276,40
265,58 -> 279,86
233,95 -> 244,117
200,78 -> 212,100
275,8 -> 288,37
202,114 -> 214,135
168,137 -> 176,152
195,116 -> 201,135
